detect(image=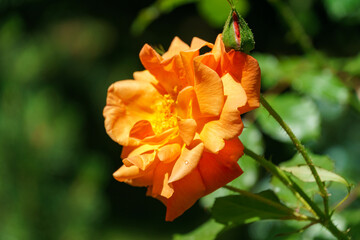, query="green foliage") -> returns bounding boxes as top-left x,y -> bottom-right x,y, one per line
281,165 -> 350,188
173,220 -> 224,240
256,93 -> 321,142
212,190 -> 296,225
322,0 -> 360,23
198,0 -> 249,28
